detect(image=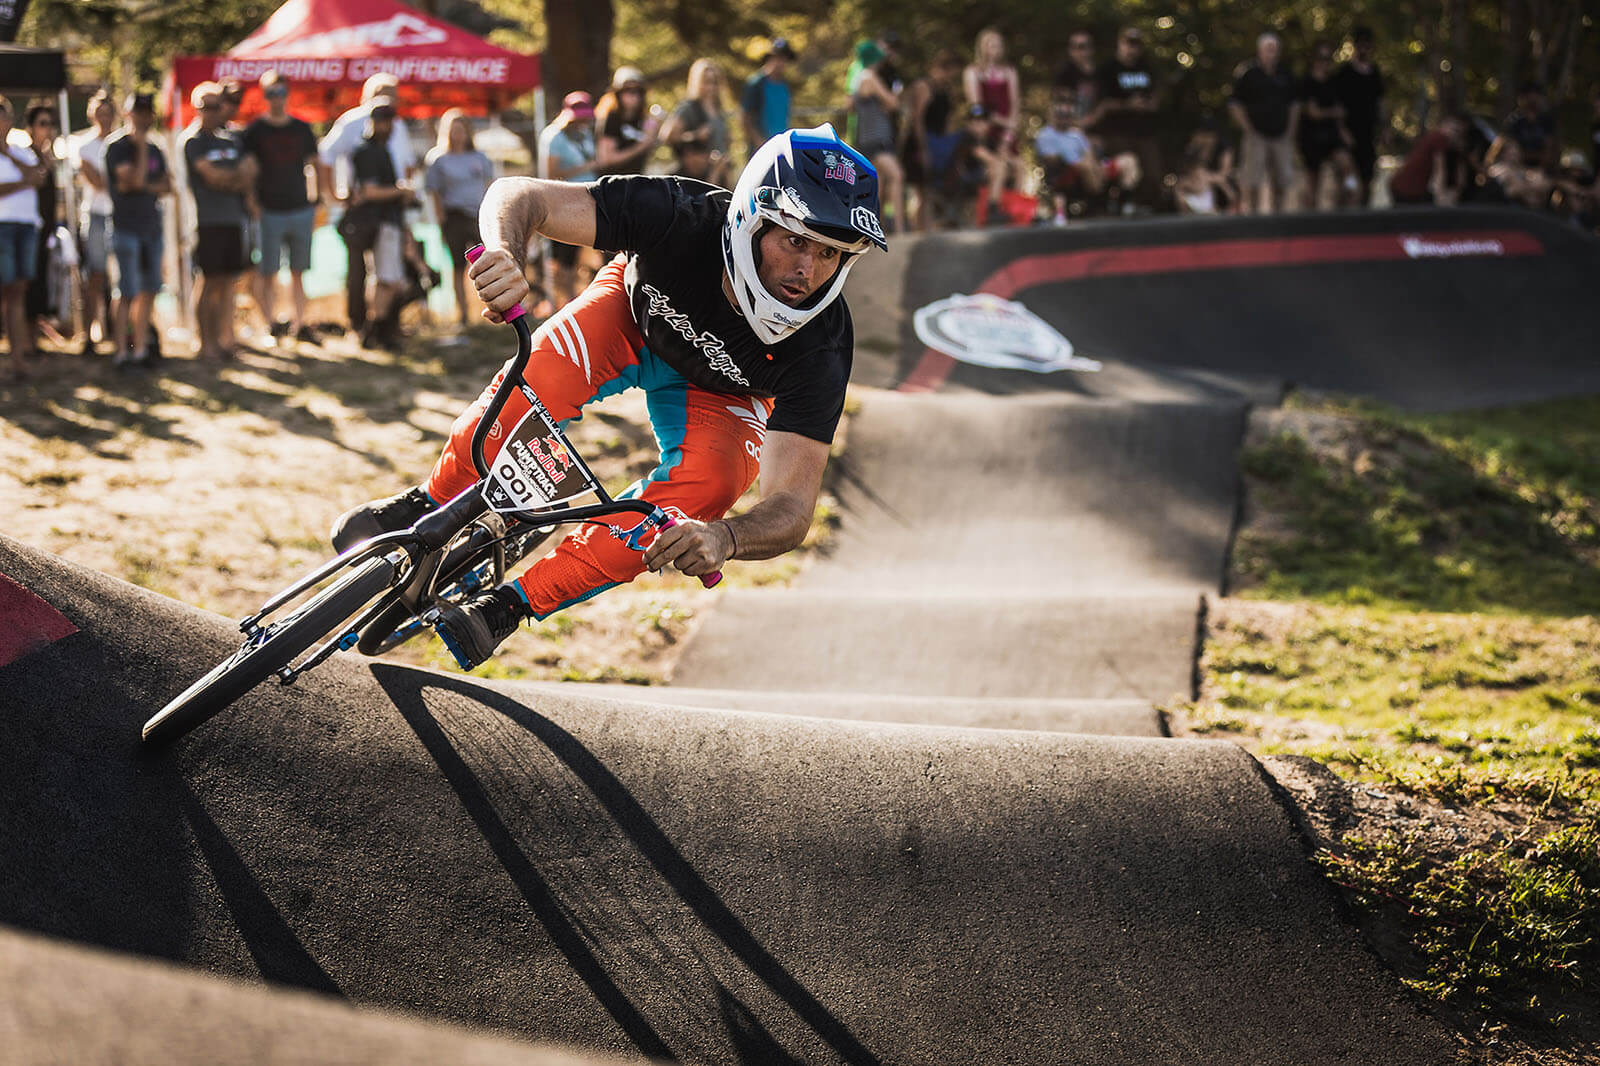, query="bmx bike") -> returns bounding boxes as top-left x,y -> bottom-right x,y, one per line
141,247 -> 719,745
